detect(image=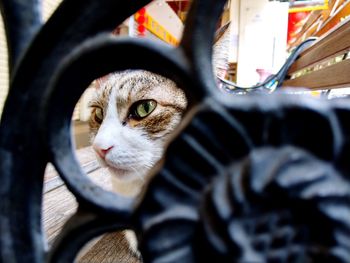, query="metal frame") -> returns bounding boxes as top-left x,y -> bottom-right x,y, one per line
0,0 -> 349,262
